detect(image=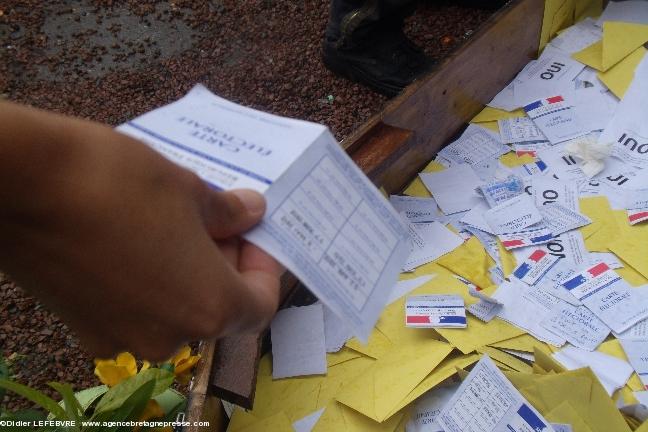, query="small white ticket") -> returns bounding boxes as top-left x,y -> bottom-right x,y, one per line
118,85 -> 411,341
437,356 -> 556,432
484,194 -> 544,235
390,195 -> 444,223
405,295 -> 467,328
539,203 -> 591,235
524,96 -> 588,145
512,249 -> 561,286
562,263 -> 648,333
404,222 -> 464,271
531,177 -> 580,211
620,340 -> 648,390
478,175 -> 526,208
541,303 -> 610,351
498,117 -> 547,144
438,125 -> 509,166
